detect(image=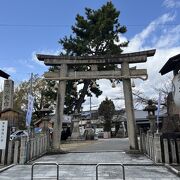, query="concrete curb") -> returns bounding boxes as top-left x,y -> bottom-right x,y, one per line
69,150 -> 125,153
0,164 -> 15,173
125,150 -> 142,154
165,164 -> 180,177
26,152 -> 47,164
143,153 -> 180,177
